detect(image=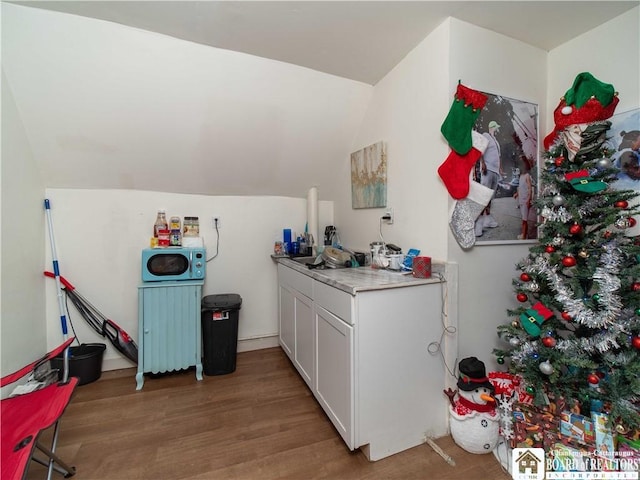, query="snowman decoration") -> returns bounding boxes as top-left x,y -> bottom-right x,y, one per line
444,357 -> 499,454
